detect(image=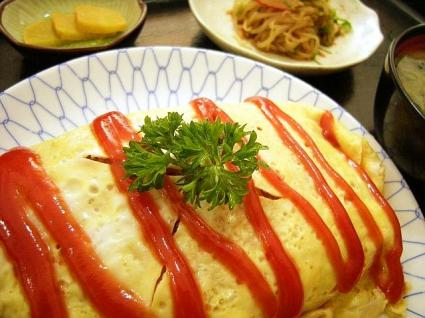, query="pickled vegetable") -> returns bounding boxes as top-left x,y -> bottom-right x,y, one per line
75,5 -> 127,34
23,19 -> 62,47
52,12 -> 95,41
